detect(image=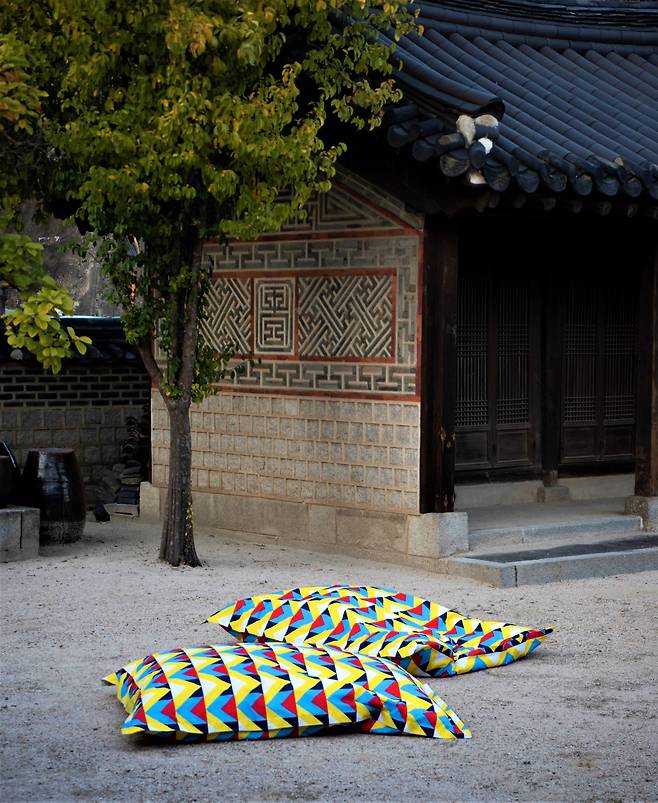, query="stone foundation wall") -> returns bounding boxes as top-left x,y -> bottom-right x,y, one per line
141,482 -> 467,565
151,391 -> 420,514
